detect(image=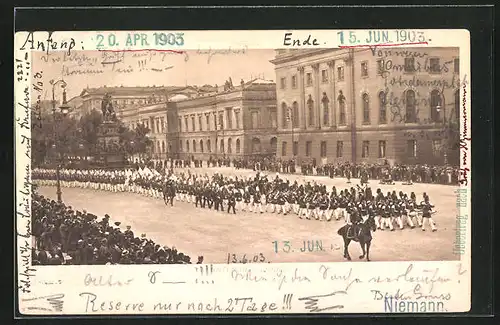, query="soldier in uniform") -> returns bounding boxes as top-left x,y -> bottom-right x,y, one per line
226,186 -> 237,214
420,197 -> 437,232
